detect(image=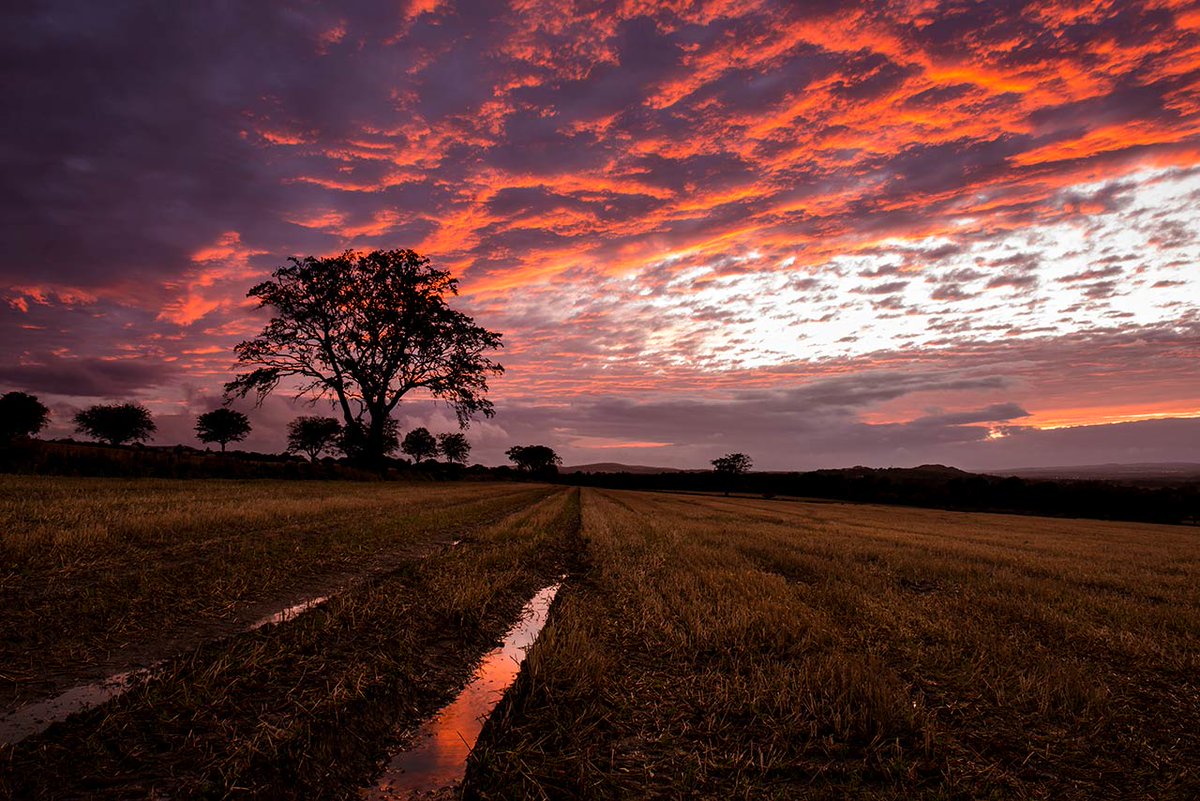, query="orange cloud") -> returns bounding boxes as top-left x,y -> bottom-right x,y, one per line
158,232 -> 268,326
